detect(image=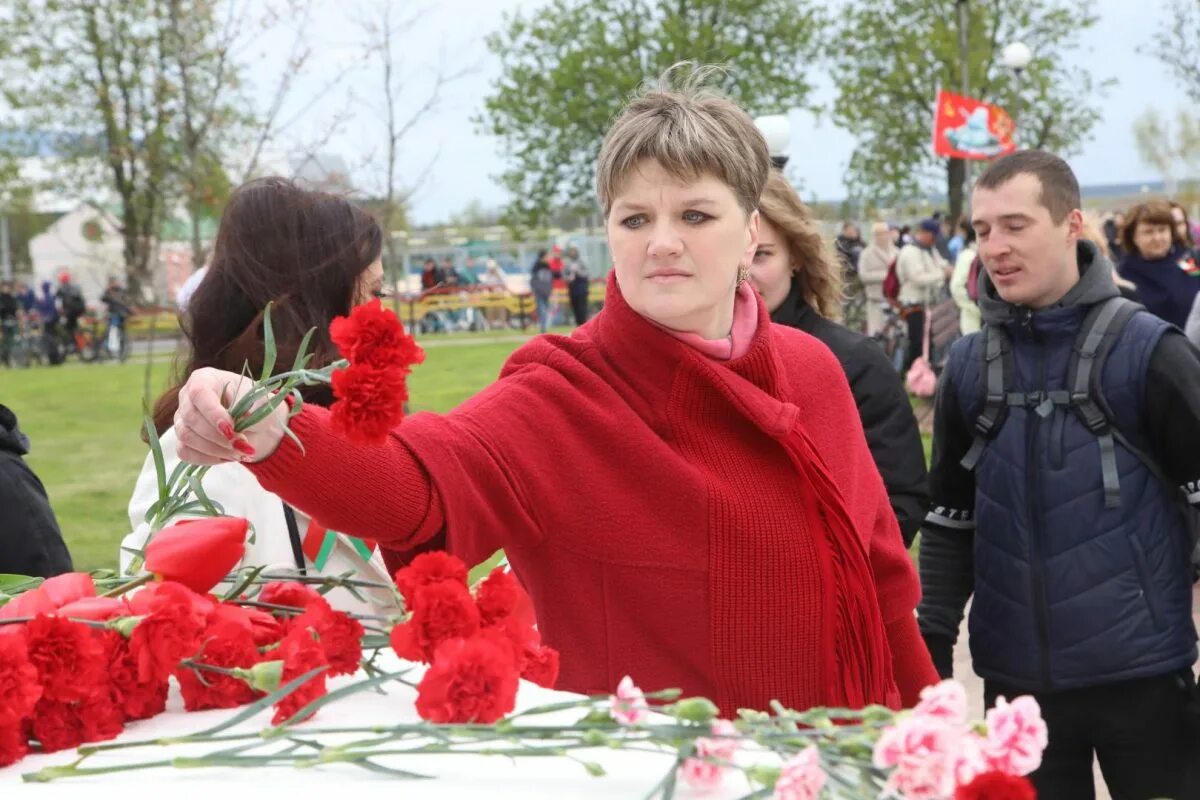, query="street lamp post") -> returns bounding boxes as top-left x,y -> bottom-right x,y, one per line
1001,42 -> 1033,145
